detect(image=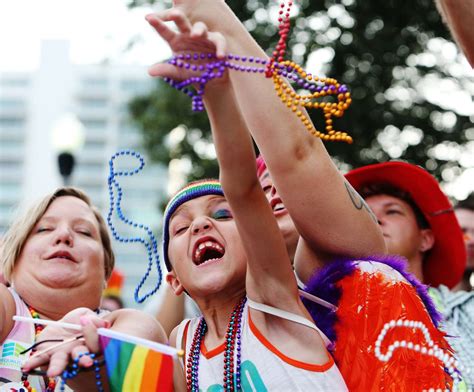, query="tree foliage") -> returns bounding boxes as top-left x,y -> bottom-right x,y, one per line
128,0 -> 474,184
